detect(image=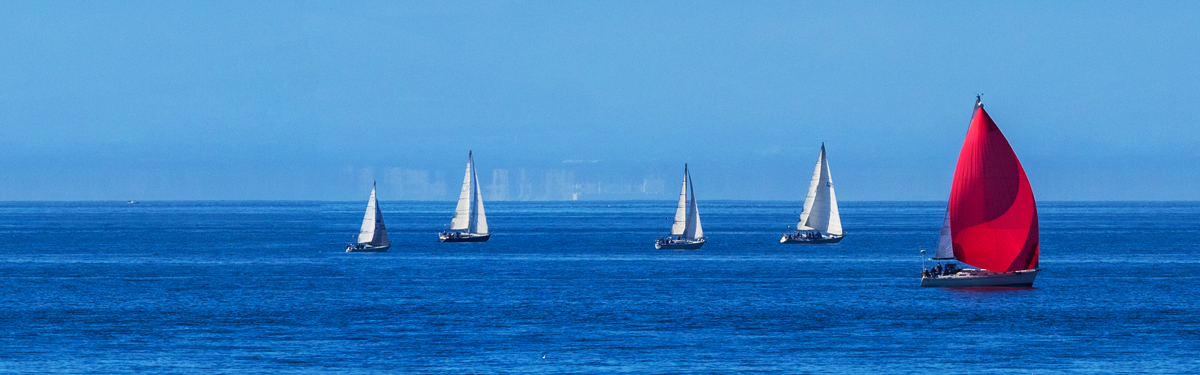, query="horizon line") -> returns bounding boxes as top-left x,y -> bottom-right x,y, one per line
3,199 -> 1197,203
